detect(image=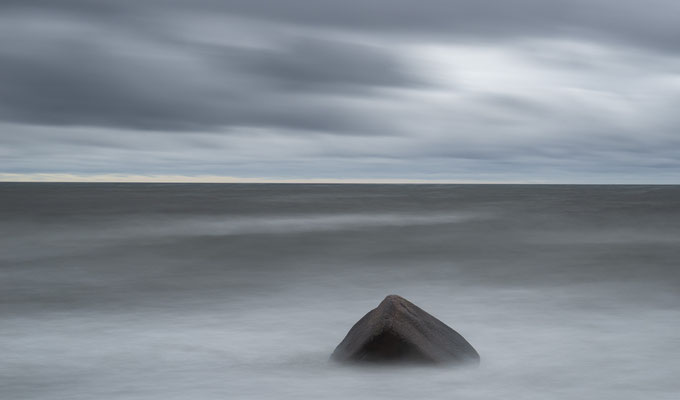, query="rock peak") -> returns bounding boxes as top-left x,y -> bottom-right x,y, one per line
380,294 -> 407,306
